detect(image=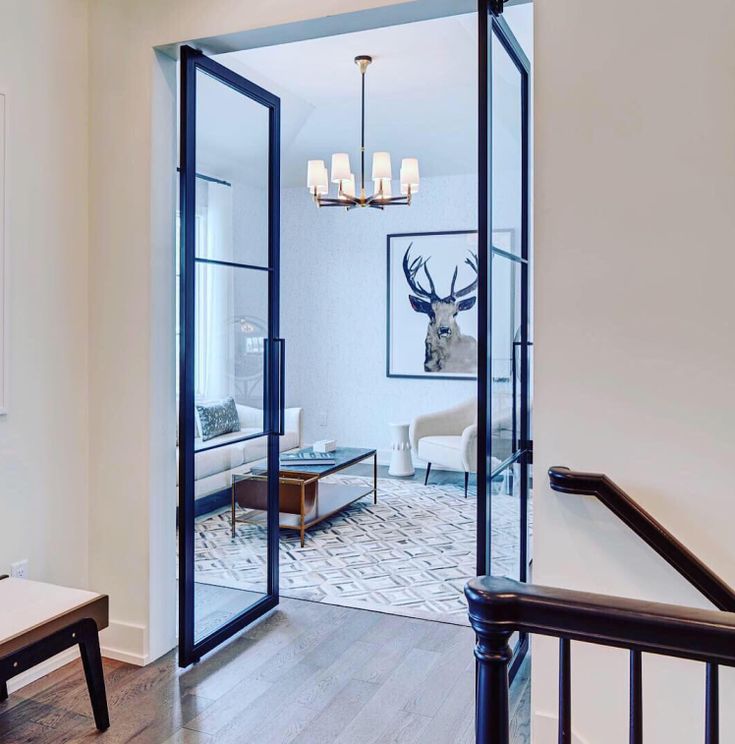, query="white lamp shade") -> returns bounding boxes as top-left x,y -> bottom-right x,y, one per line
307,160 -> 328,190
372,151 -> 392,181
400,158 -> 420,186
318,164 -> 329,193
339,174 -> 356,200
331,153 -> 351,183
375,177 -> 392,198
